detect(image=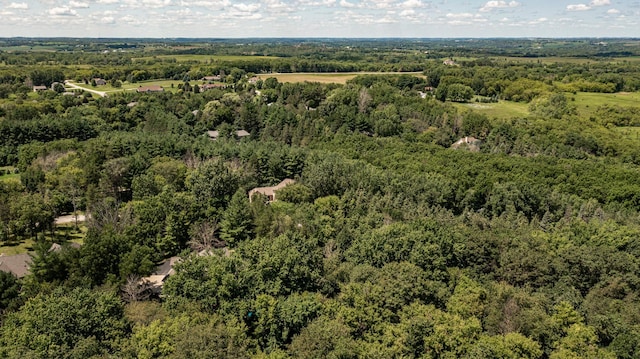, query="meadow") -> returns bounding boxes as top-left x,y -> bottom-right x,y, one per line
571,91 -> 640,117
